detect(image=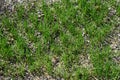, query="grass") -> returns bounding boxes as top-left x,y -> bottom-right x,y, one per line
0,0 -> 120,79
